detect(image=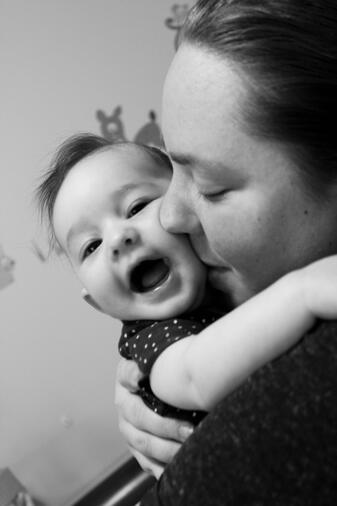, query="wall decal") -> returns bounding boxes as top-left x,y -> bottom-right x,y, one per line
0,244 -> 15,291
30,240 -> 48,263
96,105 -> 126,142
94,6 -> 192,149
134,110 -> 163,147
165,4 -> 190,50
96,107 -> 163,148
0,467 -> 44,506
30,239 -> 63,263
